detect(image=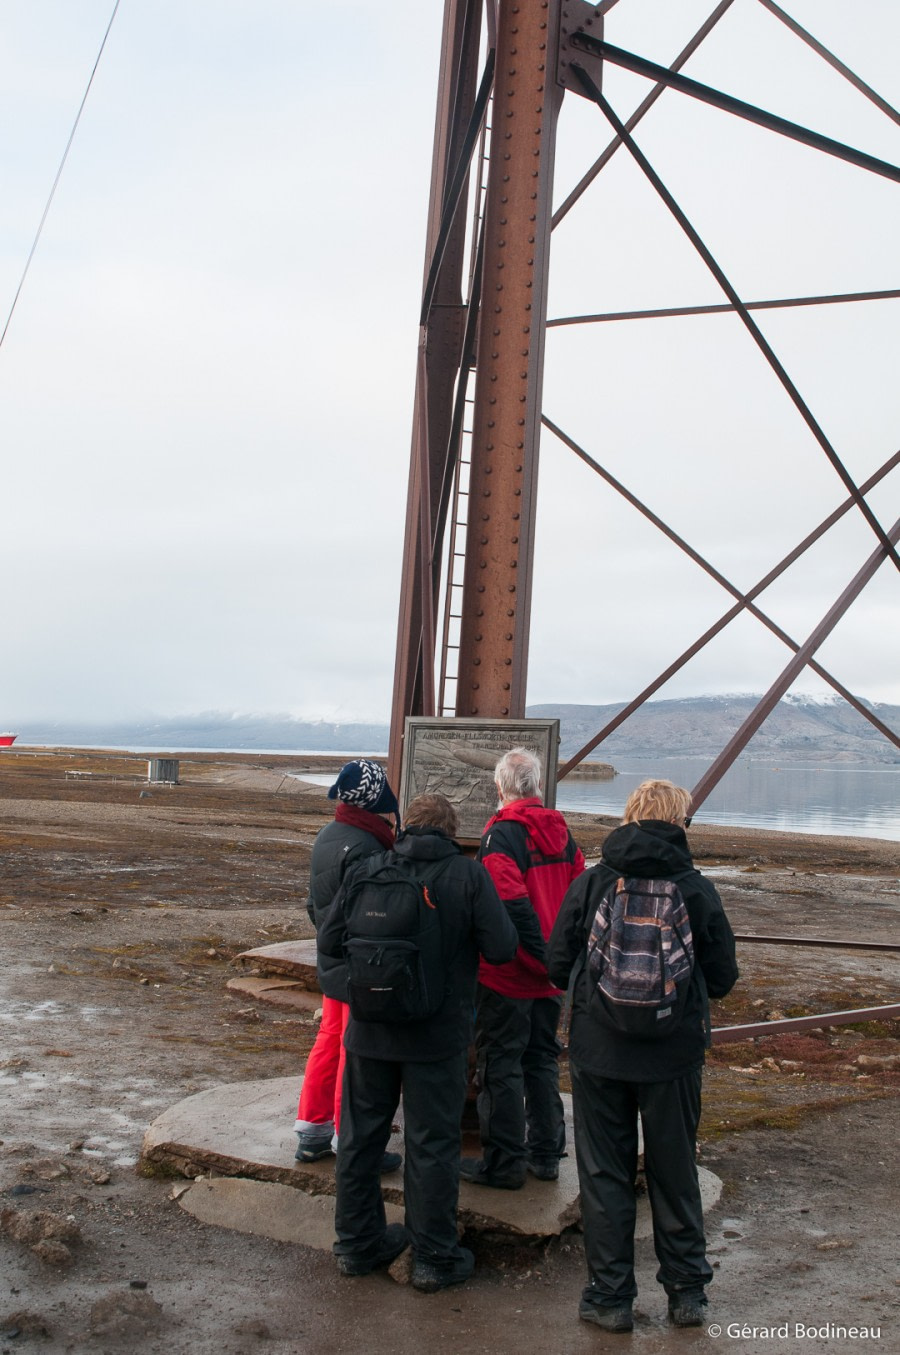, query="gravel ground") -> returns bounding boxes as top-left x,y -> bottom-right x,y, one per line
0,748 -> 897,1354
